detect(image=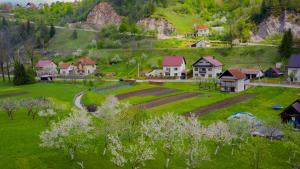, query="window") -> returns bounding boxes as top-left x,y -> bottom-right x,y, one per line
208,68 -> 212,71
195,74 -> 199,77
174,68 -> 178,71
201,74 -> 205,77
202,68 -> 206,71
174,73 -> 178,76
195,68 -> 199,71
